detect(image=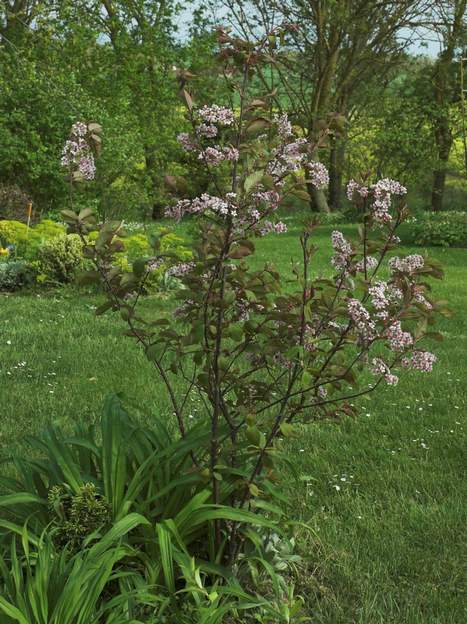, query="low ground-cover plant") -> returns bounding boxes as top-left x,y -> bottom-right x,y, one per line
0,260 -> 32,291
405,210 -> 467,247
56,26 -> 448,617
